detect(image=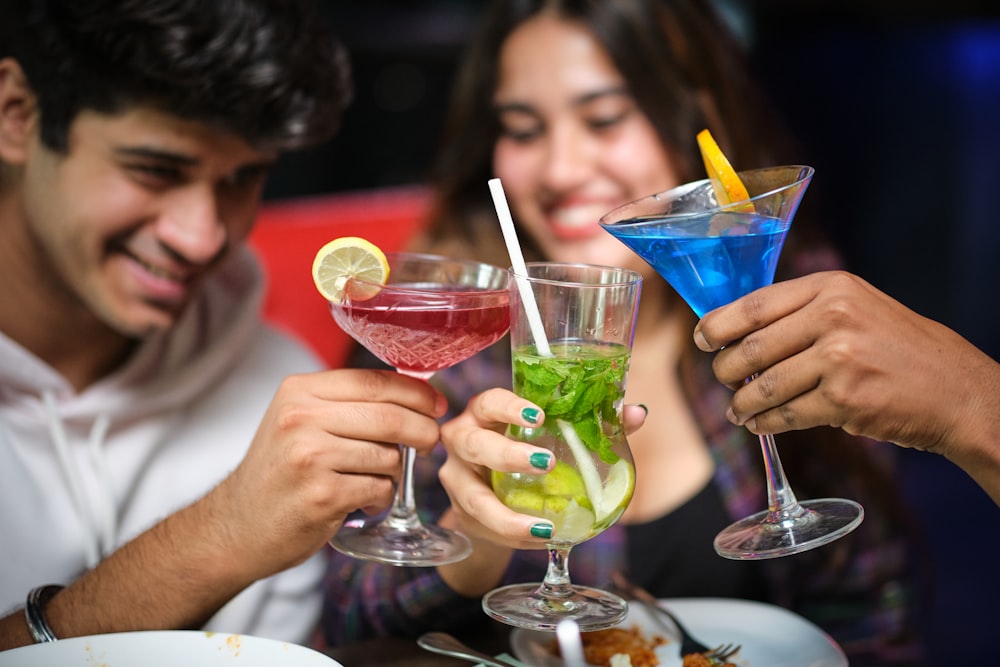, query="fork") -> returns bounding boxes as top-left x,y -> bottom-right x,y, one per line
610,571 -> 741,663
